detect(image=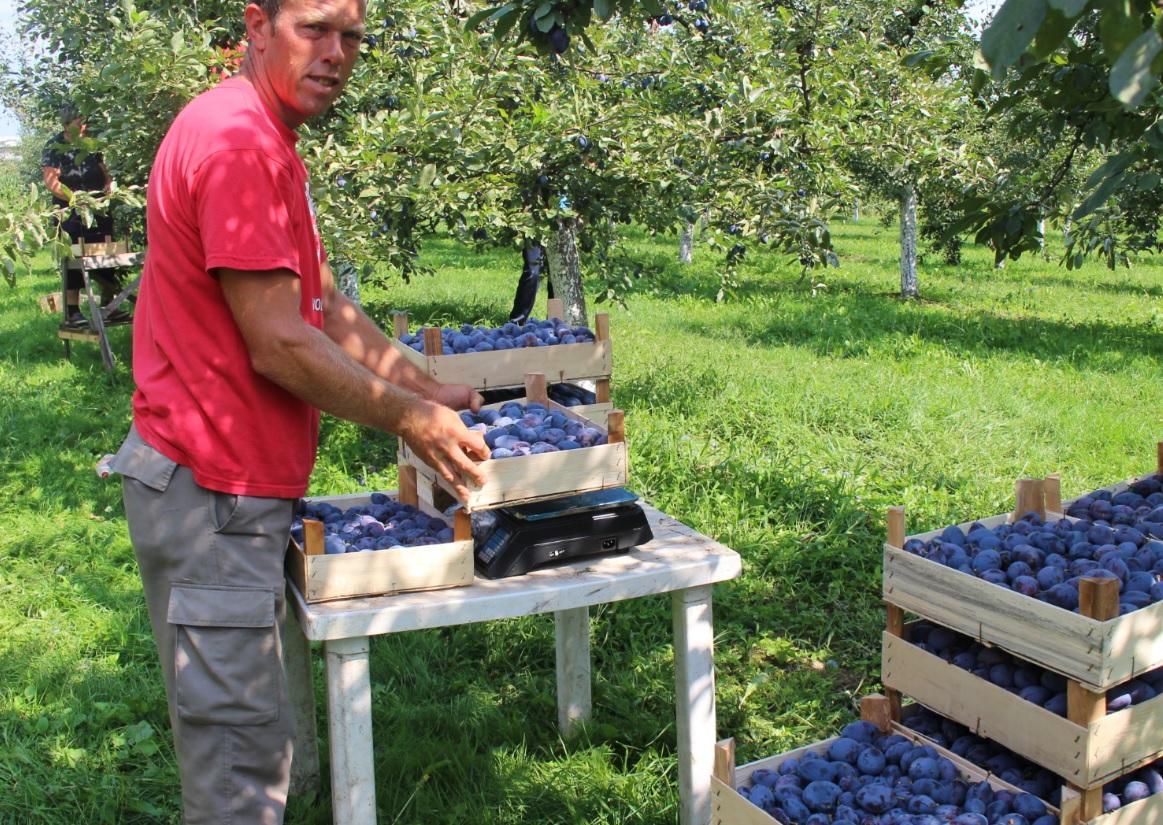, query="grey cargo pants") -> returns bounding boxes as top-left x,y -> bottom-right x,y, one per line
112,425 -> 296,825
